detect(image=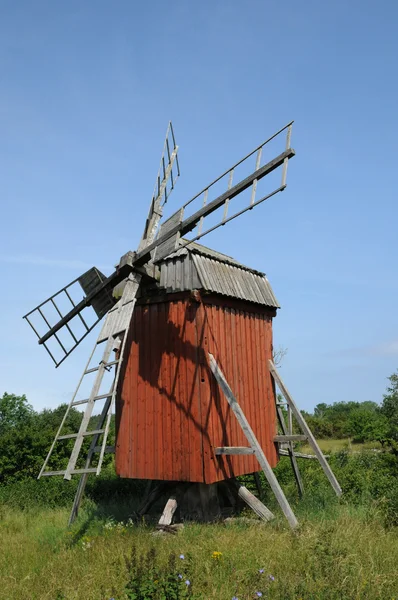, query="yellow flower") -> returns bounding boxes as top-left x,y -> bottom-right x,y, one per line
211,551 -> 222,560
